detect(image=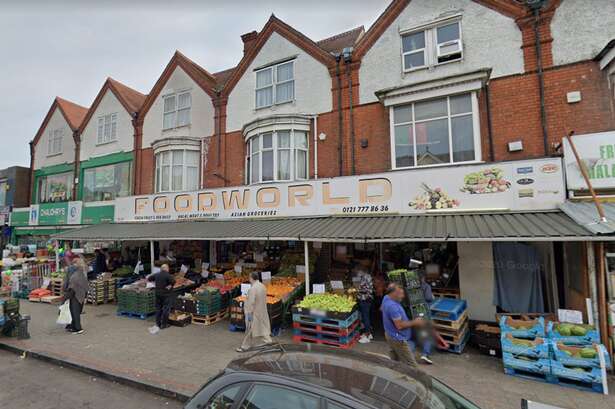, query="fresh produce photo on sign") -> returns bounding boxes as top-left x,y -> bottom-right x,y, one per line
409,183 -> 460,210
460,167 -> 511,194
